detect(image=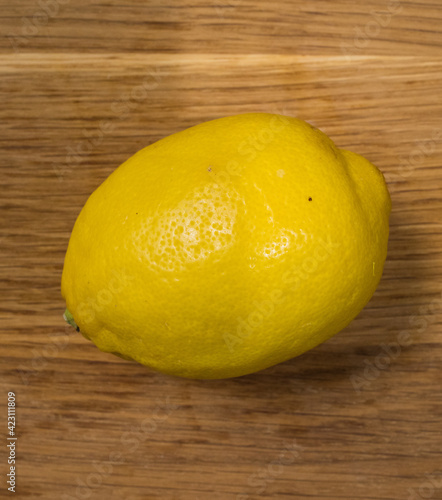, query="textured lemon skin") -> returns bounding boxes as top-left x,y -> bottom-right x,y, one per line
61,113 -> 391,379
